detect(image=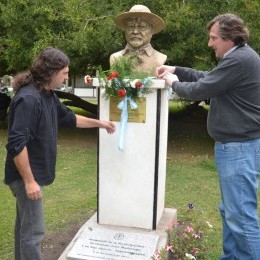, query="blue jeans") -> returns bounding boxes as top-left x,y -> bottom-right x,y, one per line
215,139 -> 260,260
9,179 -> 45,260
